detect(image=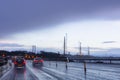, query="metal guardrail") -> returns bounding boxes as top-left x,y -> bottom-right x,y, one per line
69,57 -> 120,61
